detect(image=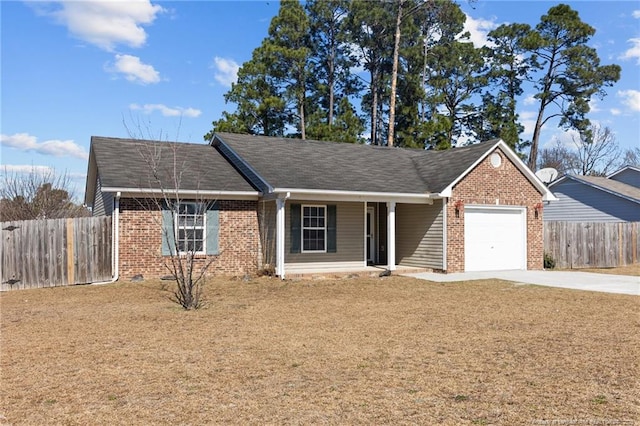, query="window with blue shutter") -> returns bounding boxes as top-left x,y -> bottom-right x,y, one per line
161,201 -> 220,255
